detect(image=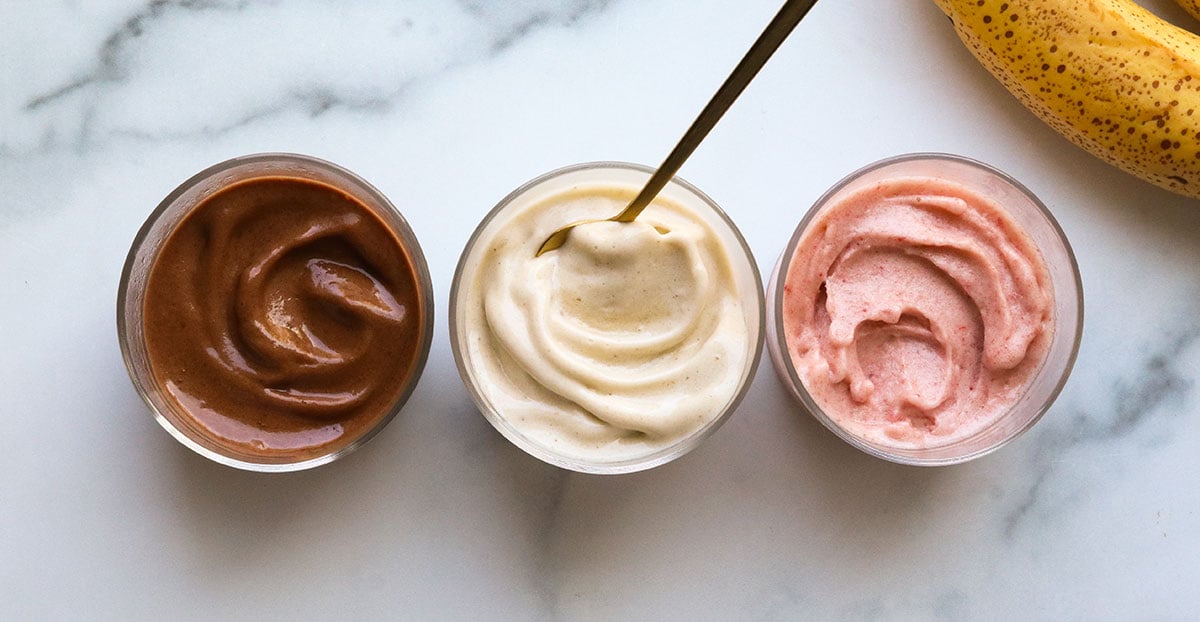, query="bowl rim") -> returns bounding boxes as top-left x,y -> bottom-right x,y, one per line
769,152 -> 1084,466
117,152 -> 435,472
449,160 -> 766,474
